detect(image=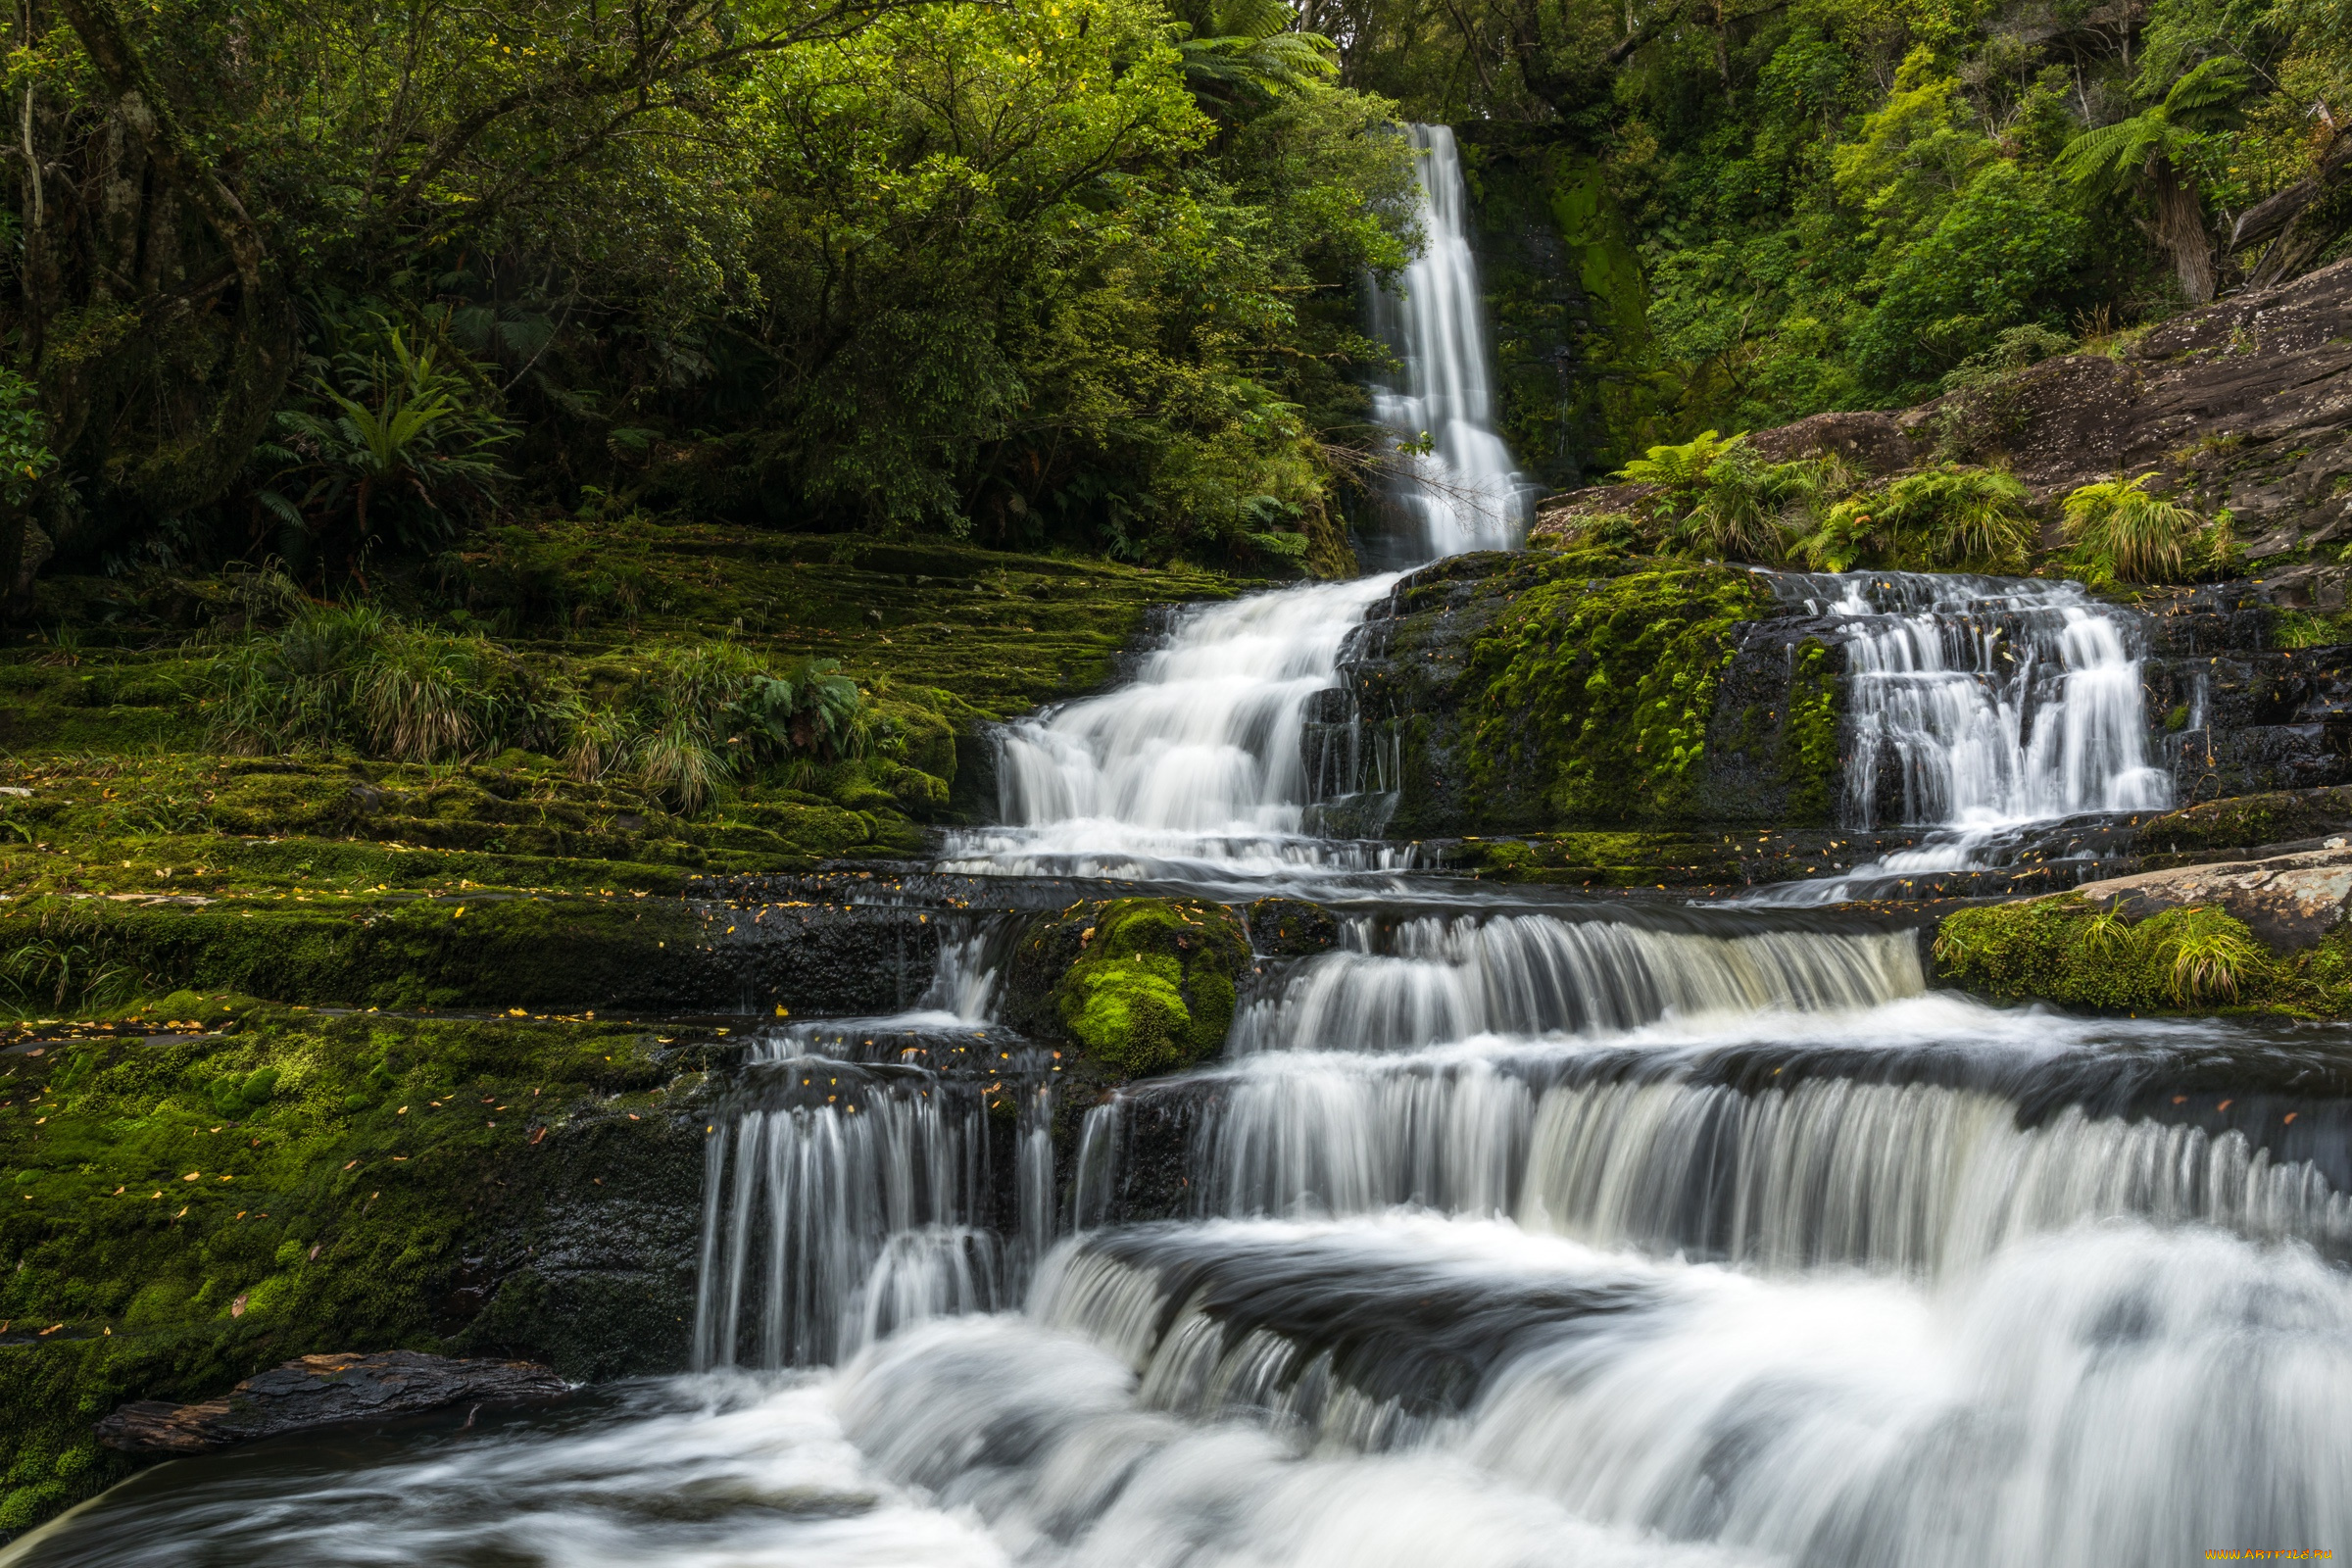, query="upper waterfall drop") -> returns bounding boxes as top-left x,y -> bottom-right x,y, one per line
1367,124 -> 1536,565
944,123 -> 1534,880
